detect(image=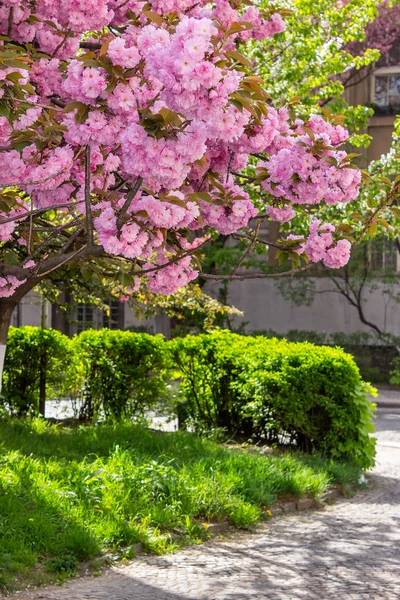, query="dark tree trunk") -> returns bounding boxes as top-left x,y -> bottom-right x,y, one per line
0,301 -> 15,345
